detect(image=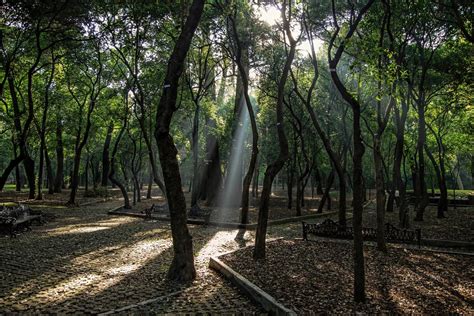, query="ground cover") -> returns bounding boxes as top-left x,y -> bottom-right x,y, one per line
0,200 -> 264,314
363,203 -> 474,242
221,239 -> 474,314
